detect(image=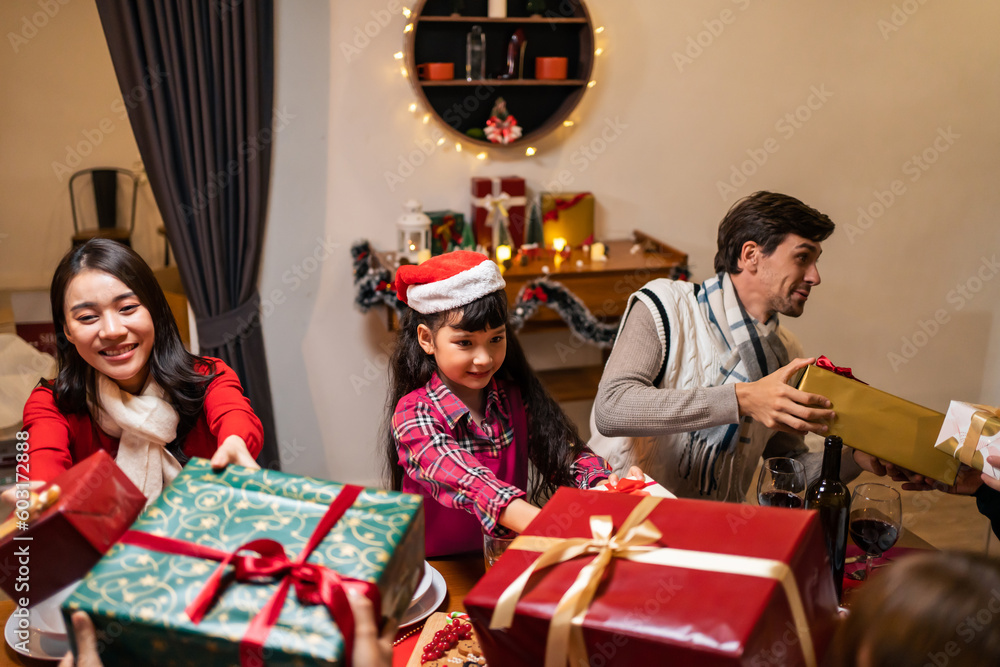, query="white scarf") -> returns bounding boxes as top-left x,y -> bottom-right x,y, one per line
91,373 -> 181,502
